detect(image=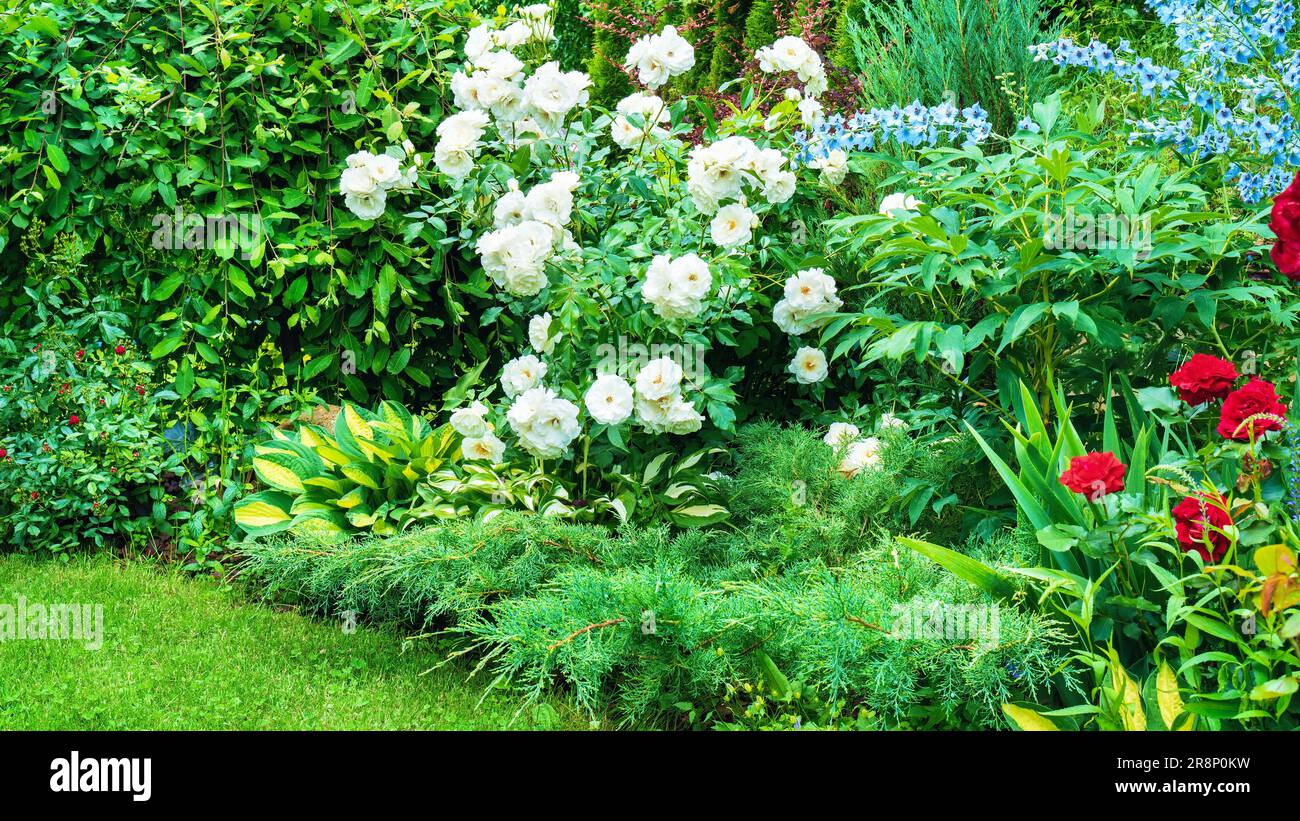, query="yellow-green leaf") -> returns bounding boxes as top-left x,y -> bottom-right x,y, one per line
1001,704 -> 1059,731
